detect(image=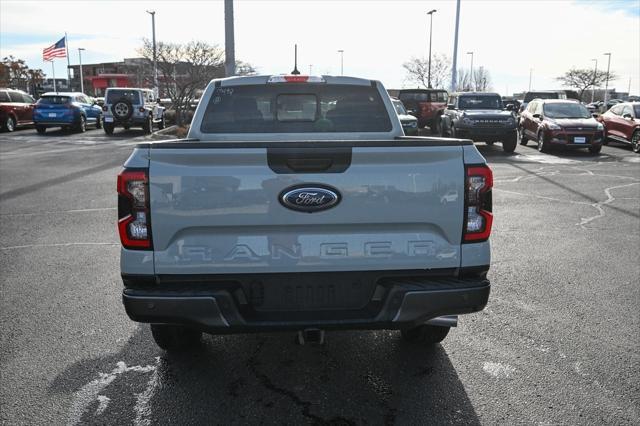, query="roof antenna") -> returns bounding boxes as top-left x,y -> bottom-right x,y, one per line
291,44 -> 300,75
